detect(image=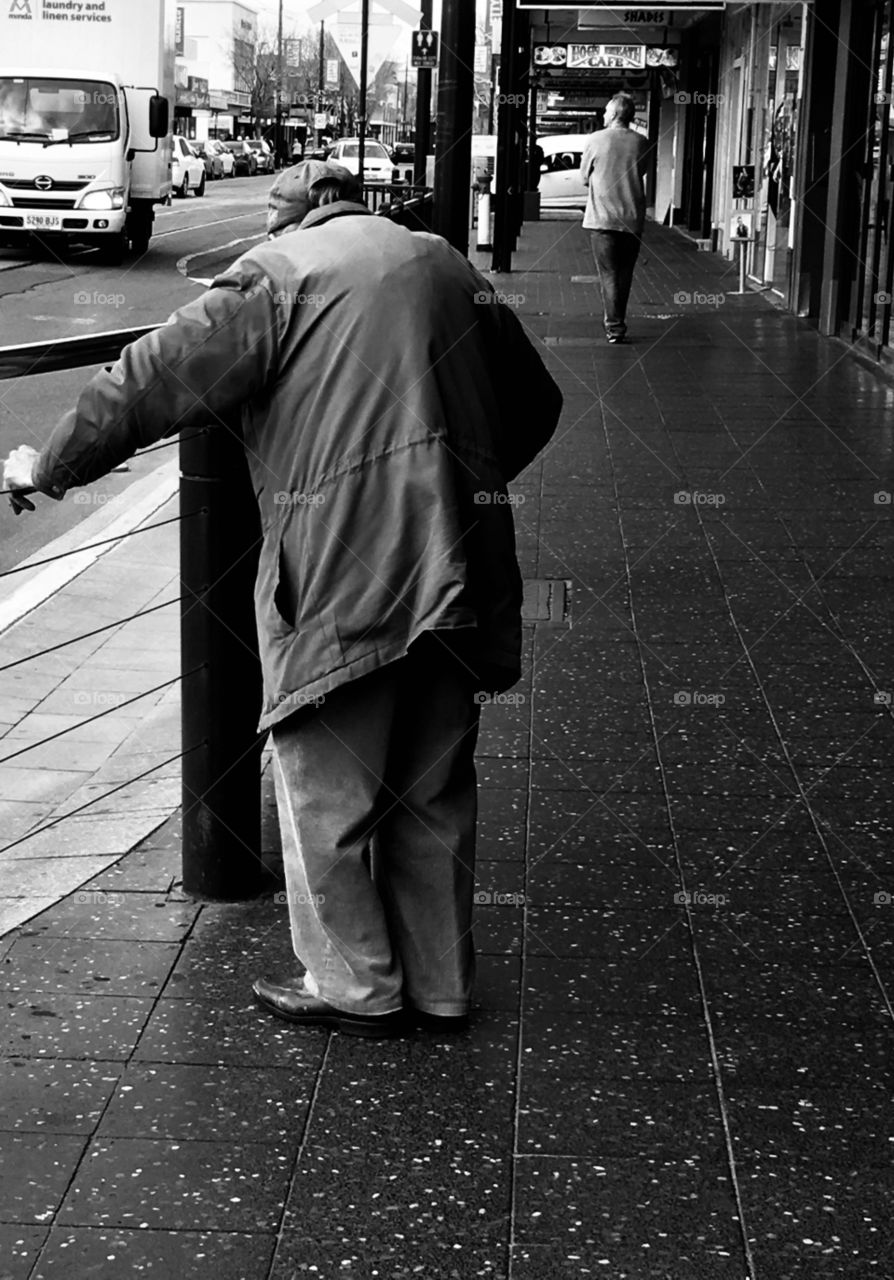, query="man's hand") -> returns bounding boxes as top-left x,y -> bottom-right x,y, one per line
3,445 -> 40,514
